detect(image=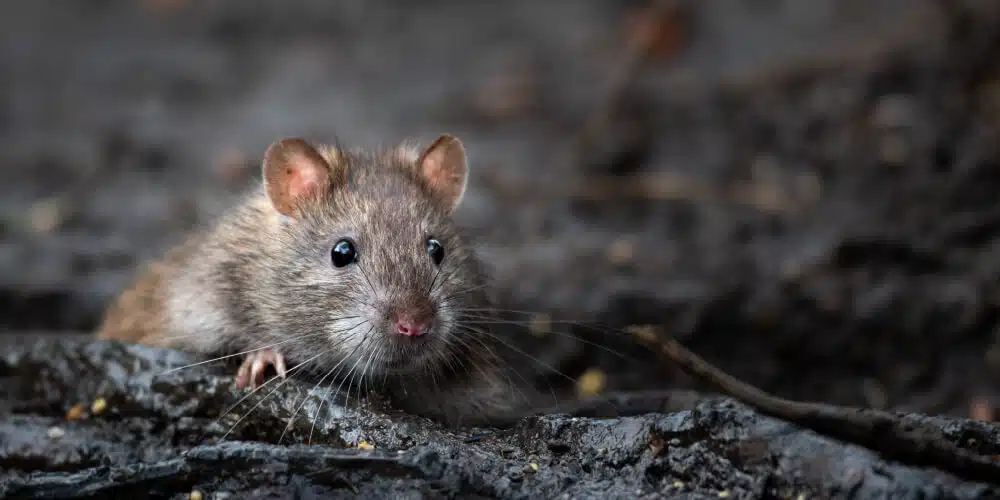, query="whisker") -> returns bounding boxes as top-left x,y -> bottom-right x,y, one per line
429,266 -> 461,295
437,283 -> 490,303
455,315 -> 639,363
354,340 -> 381,423
209,321 -> 368,443
357,262 -> 380,299
157,319 -> 364,375
427,266 -> 443,295
457,306 -> 651,345
464,328 -> 555,407
217,350 -> 326,442
276,322 -> 370,444
309,325 -> 375,444
304,347 -> 358,445
434,340 -> 463,379
446,334 -> 531,407
456,324 -> 578,386
340,332 -> 374,409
